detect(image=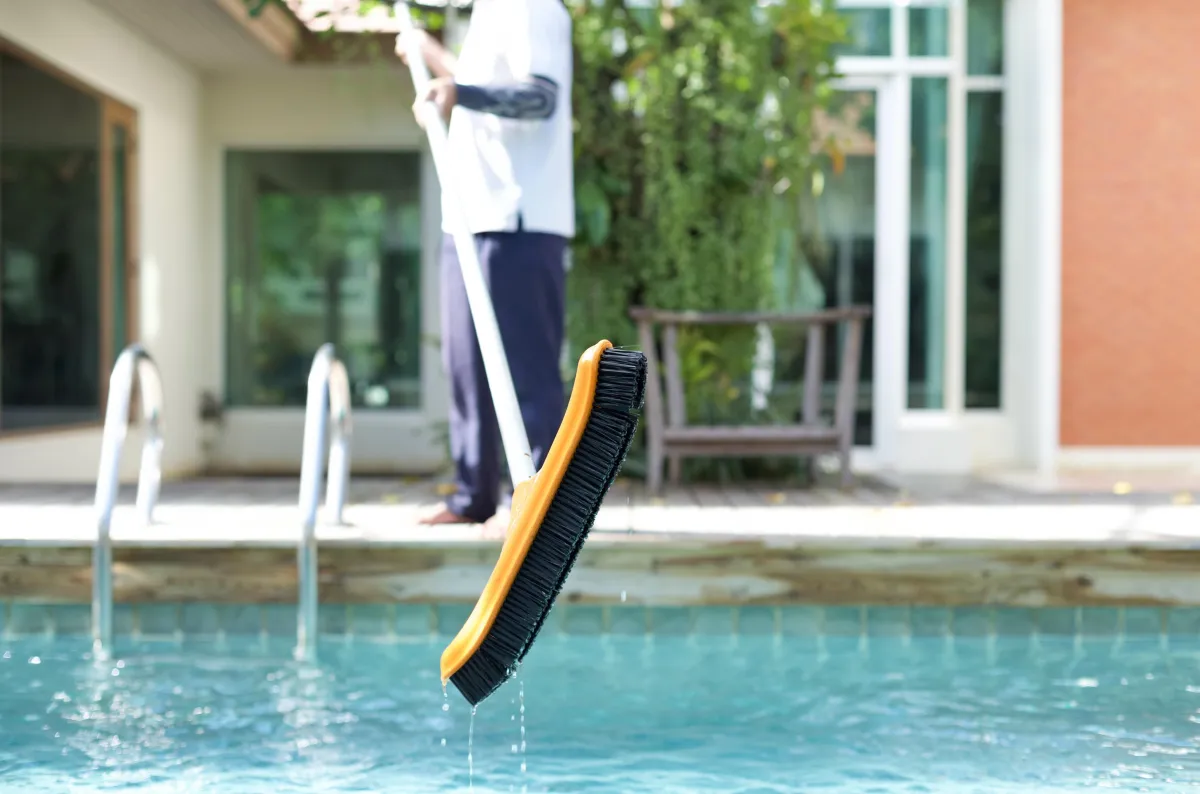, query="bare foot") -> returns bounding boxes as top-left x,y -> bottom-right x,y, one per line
417,503 -> 472,525
481,510 -> 510,540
